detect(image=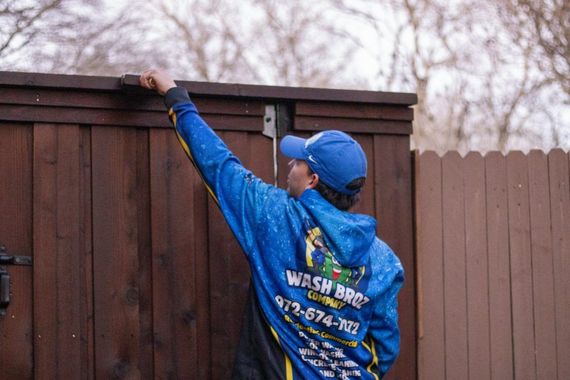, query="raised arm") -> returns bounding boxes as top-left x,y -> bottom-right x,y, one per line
140,69 -> 281,254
